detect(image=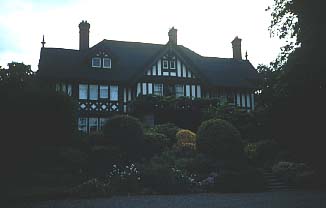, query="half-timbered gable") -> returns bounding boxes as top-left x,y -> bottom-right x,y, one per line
37,21 -> 259,133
